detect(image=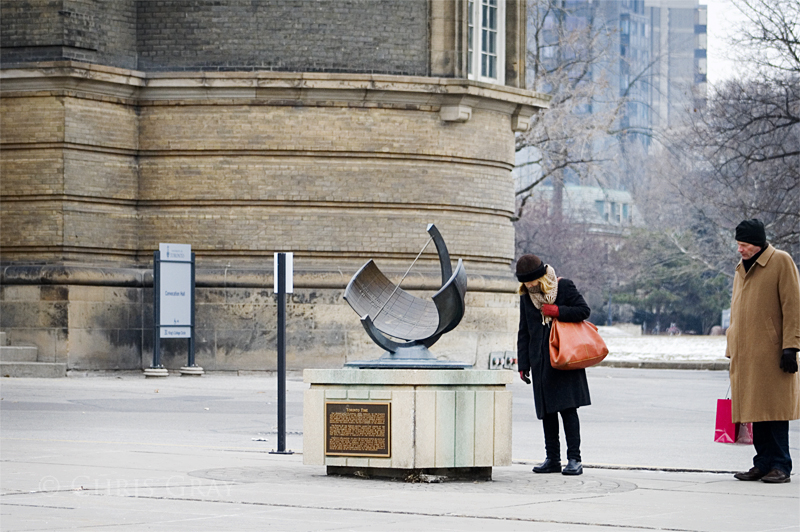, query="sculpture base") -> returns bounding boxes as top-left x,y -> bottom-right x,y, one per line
327,466 -> 492,482
303,368 -> 513,475
344,344 -> 472,369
